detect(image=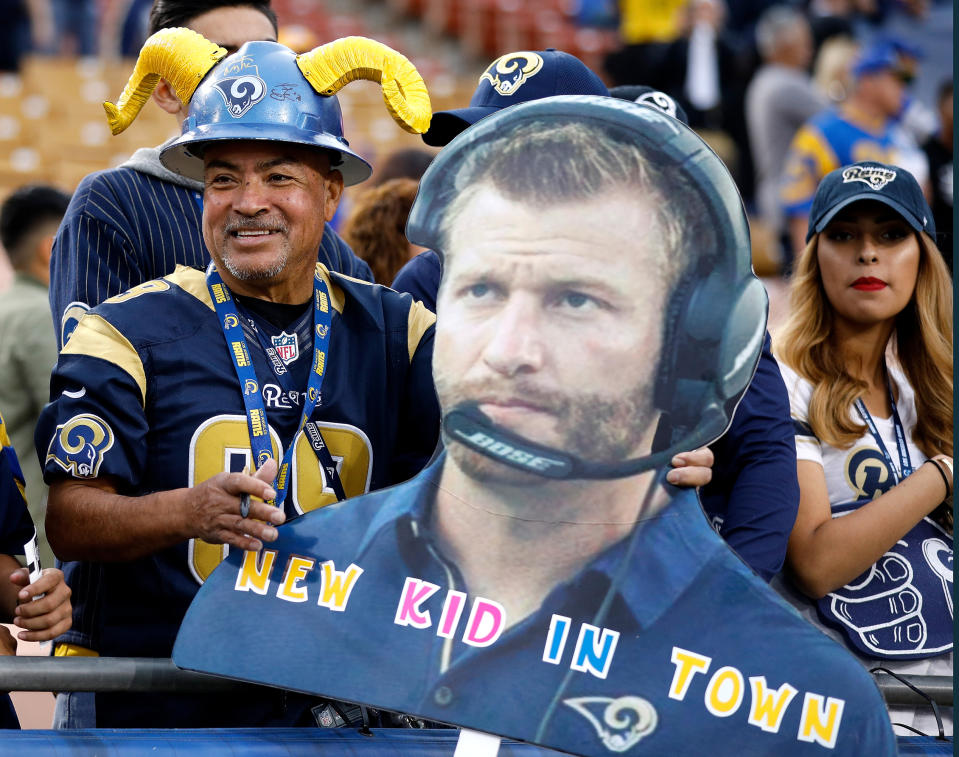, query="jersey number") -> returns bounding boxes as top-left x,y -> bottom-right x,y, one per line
187,415 -> 373,583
